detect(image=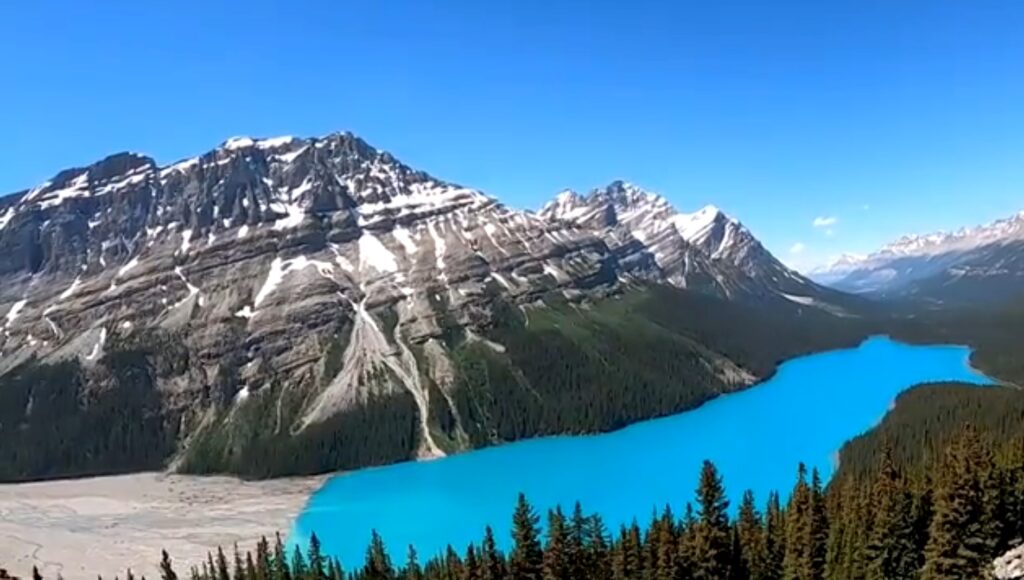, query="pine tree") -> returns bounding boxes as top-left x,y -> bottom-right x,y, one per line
676,504 -> 697,578
823,481 -> 859,580
543,508 -> 569,580
822,486 -> 841,580
809,469 -> 828,579
160,551 -> 179,580
403,546 -> 424,580
32,567 -> 42,580
864,445 -> 918,580
291,546 -> 308,580
610,527 -> 629,580
328,560 -> 344,580
653,506 -> 678,580
691,460 -> 732,579
255,537 -> 272,580
445,546 -> 464,580
999,434 -> 1024,551
272,534 -> 292,580
613,523 -> 643,580
509,494 -> 543,580
232,545 -> 245,580
736,490 -> 767,580
783,464 -> 814,580
587,515 -> 612,580
764,492 -> 785,580
364,530 -> 396,580
463,546 -> 482,580
567,503 -> 588,580
480,527 -> 506,580
307,534 -> 326,580
216,547 -> 231,580
921,425 -> 999,580
245,554 -> 257,580
642,510 -> 660,580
